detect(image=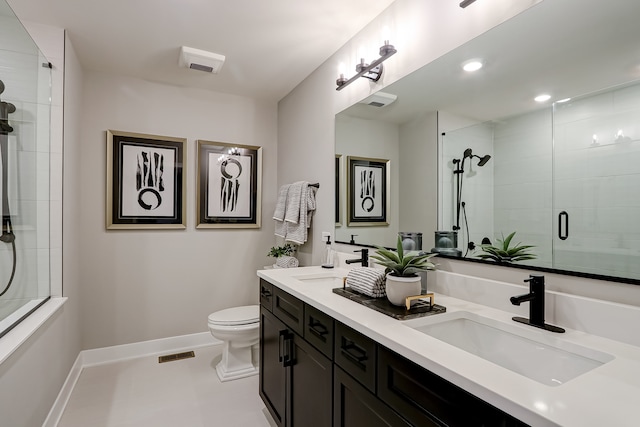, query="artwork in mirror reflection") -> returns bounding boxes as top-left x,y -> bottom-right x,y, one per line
335,0 -> 640,283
